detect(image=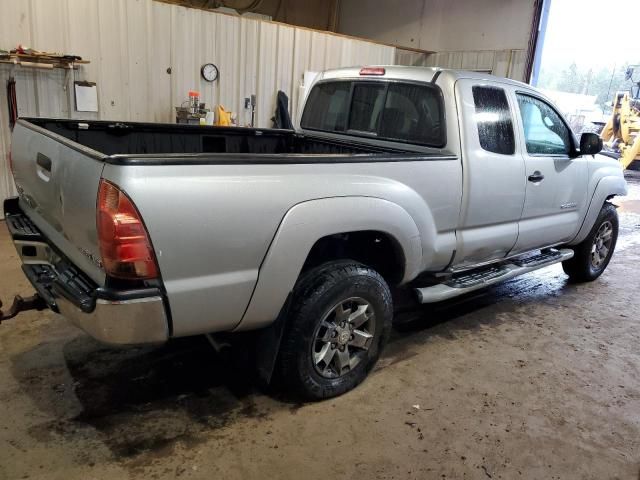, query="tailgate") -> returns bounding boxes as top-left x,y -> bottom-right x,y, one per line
10,120 -> 106,285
